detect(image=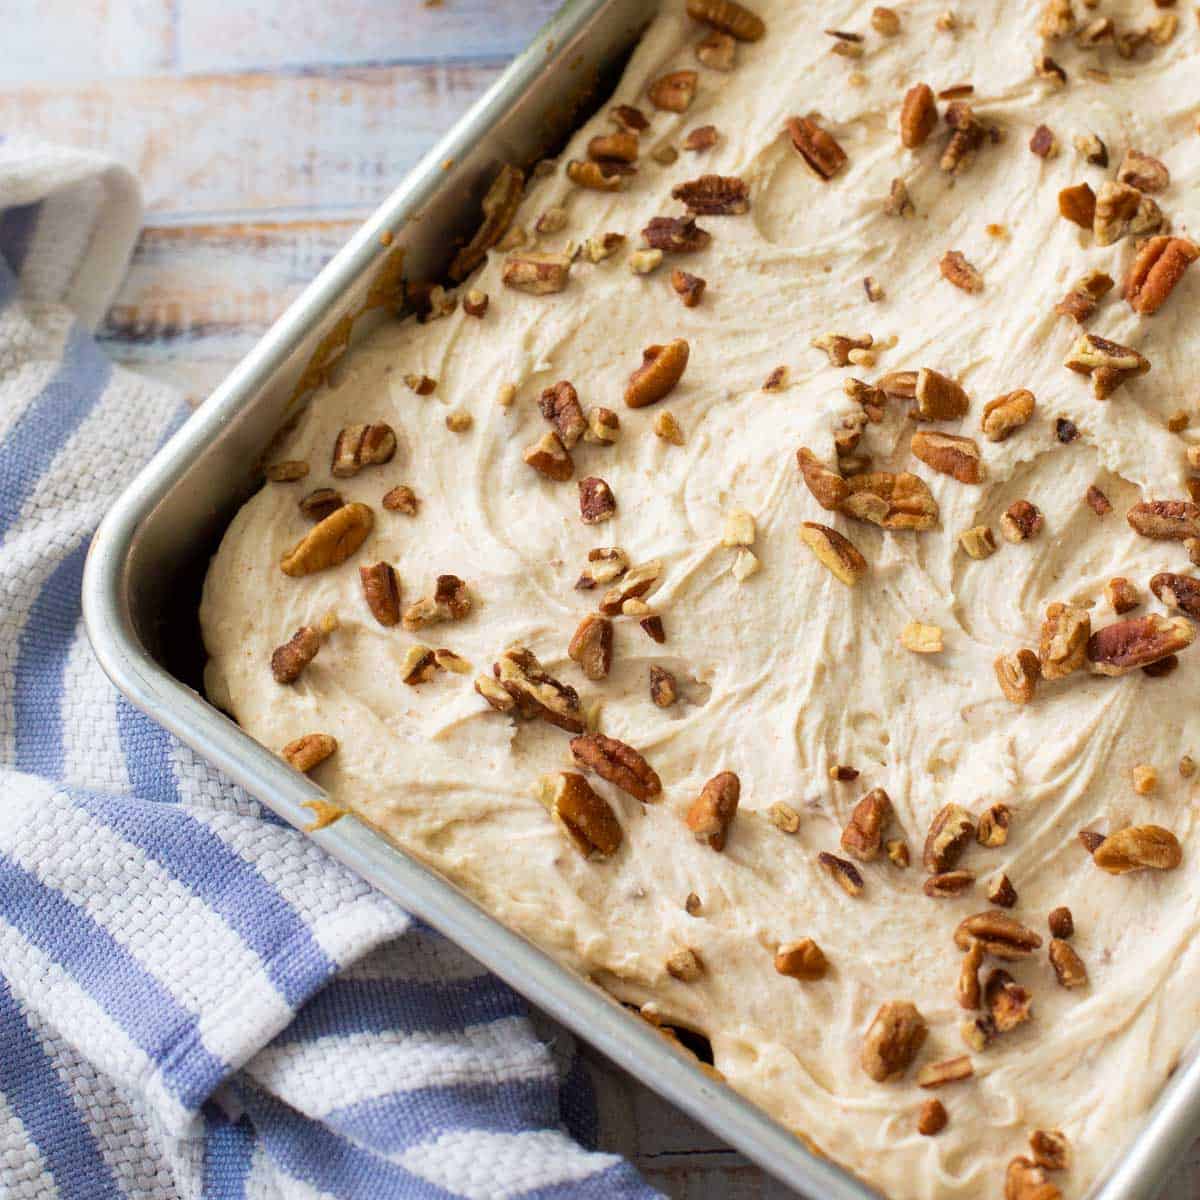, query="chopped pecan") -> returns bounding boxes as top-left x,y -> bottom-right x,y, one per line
1048,938 -> 1088,989
911,430 -> 984,484
901,621 -> 944,653
299,487 -> 344,522
1006,1157 -> 1061,1200
1035,54 -> 1068,85
475,673 -> 516,714
449,163 -> 524,281
1126,236 -> 1199,316
578,477 -> 616,524
648,69 -> 698,113
1128,500 -> 1200,541
642,216 -> 711,253
462,289 -> 489,317
916,1056 -> 973,1088
610,104 -> 648,133
1151,572 -> 1200,618
648,664 -> 678,707
625,339 -> 690,408
684,125 -> 719,152
1057,182 -> 1096,230
445,409 -> 472,433
1094,181 -> 1163,247
1085,485 -> 1111,515
995,648 -> 1041,703
577,547 -> 628,590
886,839 -> 910,868
686,0 -> 765,40
571,732 -> 662,802
331,424 -> 397,478
584,407 -> 620,445
1079,829 -> 1106,855
1076,15 -> 1114,45
359,562 -> 401,626
863,276 -> 885,303
954,911 -> 1043,958
671,174 -> 750,215
523,431 -> 574,481
900,84 -> 938,149
960,1015 -> 996,1052
654,411 -> 685,445
786,116 -> 848,180
666,947 -> 704,981
1087,613 -> 1194,675
281,502 -> 374,577
811,332 -> 873,367
981,390 -> 1035,441
1056,418 -> 1079,444
985,969 -> 1033,1032
977,804 -> 1011,847
402,575 -> 470,632
800,522 -> 867,586
587,130 -> 639,163
817,850 -> 865,896
987,873 -> 1018,908
860,1001 -> 928,1082
535,206 -> 568,235
270,626 -> 321,684
919,1099 -> 948,1137
400,644 -> 439,686
841,788 -> 893,861
1030,1130 -> 1071,1173
537,772 -> 622,859
913,368 -> 969,421
568,614 -> 613,681
1054,269 -> 1114,324
1038,0 -> 1075,39
695,29 -> 736,69
763,365 -> 789,391
960,525 -> 997,560
924,803 -> 974,873
282,732 -> 337,774
381,485 -> 418,516
1104,576 -> 1139,614
266,460 -> 308,483
774,937 -> 828,980
686,771 -> 740,850
405,373 -> 437,395
924,870 -> 975,897
885,177 -> 915,217
958,939 -> 984,1008
1038,602 -> 1090,679
671,269 -> 706,307
939,250 -> 983,294
539,381 -> 587,449
600,559 -> 662,615
493,645 -> 584,732
502,251 -> 572,294
842,471 -> 939,531
769,802 -> 801,834
1117,148 -> 1169,193
872,6 -> 901,35
1046,907 -> 1074,940
1000,499 -> 1044,543
940,101 -> 986,175
1029,124 -> 1059,158
1064,332 -> 1150,399
584,232 -> 625,263
1093,824 -> 1183,872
